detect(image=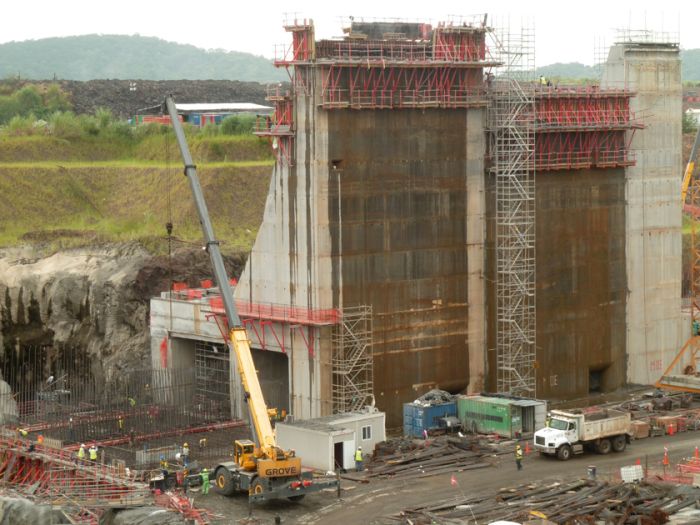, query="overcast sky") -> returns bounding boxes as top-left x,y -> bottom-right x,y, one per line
3,1 -> 693,67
